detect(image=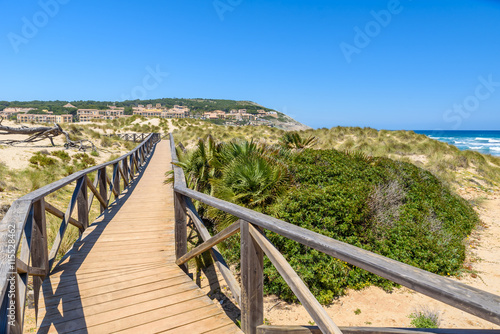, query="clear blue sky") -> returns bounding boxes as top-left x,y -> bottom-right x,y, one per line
1,0 -> 499,130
